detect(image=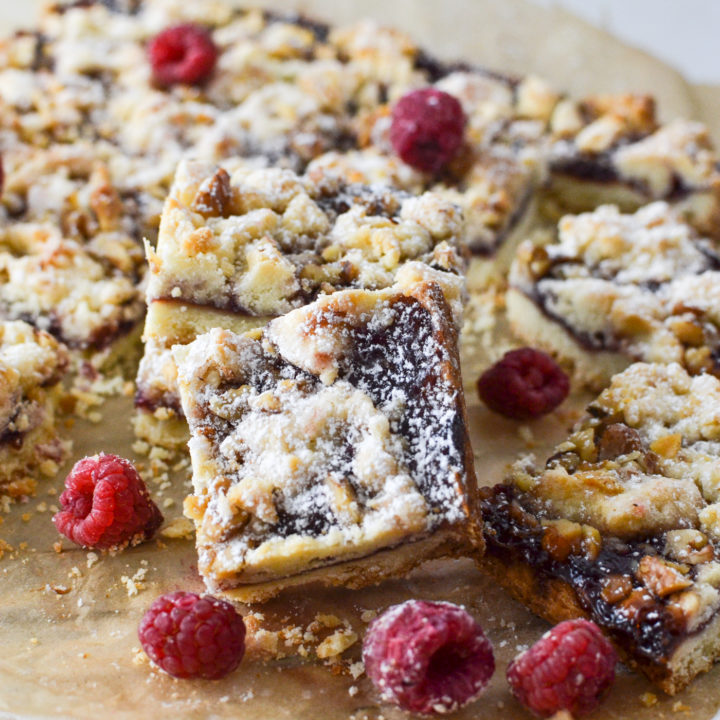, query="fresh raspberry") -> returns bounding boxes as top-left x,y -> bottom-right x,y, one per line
507,619 -> 617,718
477,347 -> 570,420
362,600 -> 494,715
138,591 -> 246,679
390,88 -> 466,173
53,453 -> 163,551
148,24 -> 218,87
